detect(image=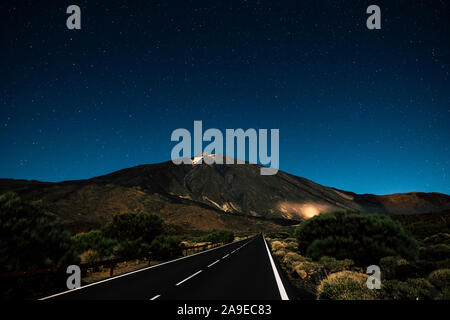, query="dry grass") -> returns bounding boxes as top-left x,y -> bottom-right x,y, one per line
268,237 -> 366,299
428,269 -> 450,291
317,271 -> 379,300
